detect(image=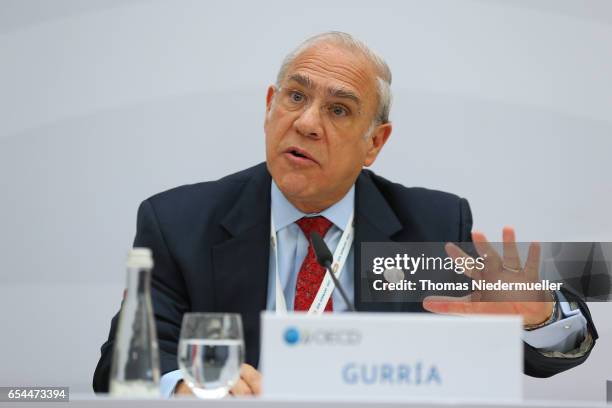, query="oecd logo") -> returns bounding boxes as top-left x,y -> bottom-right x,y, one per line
283,327 -> 361,346
284,327 -> 300,345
